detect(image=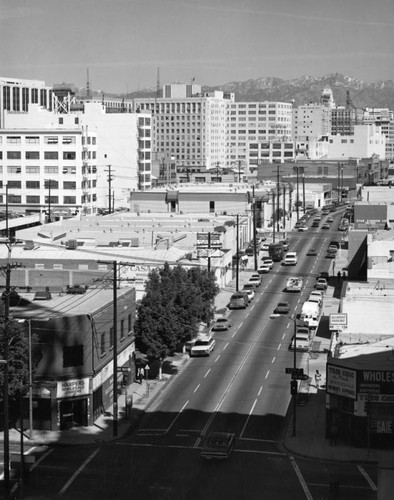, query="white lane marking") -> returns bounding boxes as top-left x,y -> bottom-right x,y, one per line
231,329 -> 238,338
271,356 -> 276,363
29,448 -> 53,471
258,385 -> 263,396
265,370 -> 270,379
357,465 -> 378,491
286,323 -> 290,329
240,398 -> 258,438
193,384 -> 200,393
282,333 -> 286,340
290,456 -> 313,500
58,448 -> 101,496
238,321 -> 244,329
223,342 -> 229,350
277,343 -> 281,350
204,368 -> 211,378
214,355 -> 220,362
165,400 -> 189,434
